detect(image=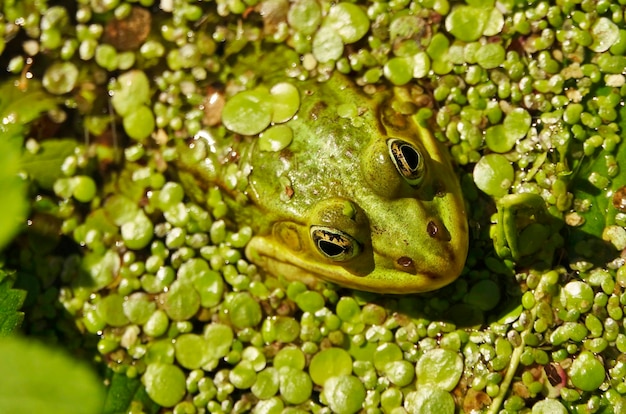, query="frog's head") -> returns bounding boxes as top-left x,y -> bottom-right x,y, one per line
243,74 -> 468,294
